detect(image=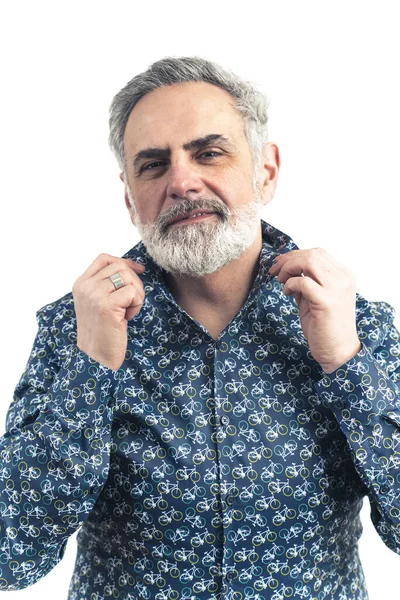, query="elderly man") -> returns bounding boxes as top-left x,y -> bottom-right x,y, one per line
0,57 -> 399,600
